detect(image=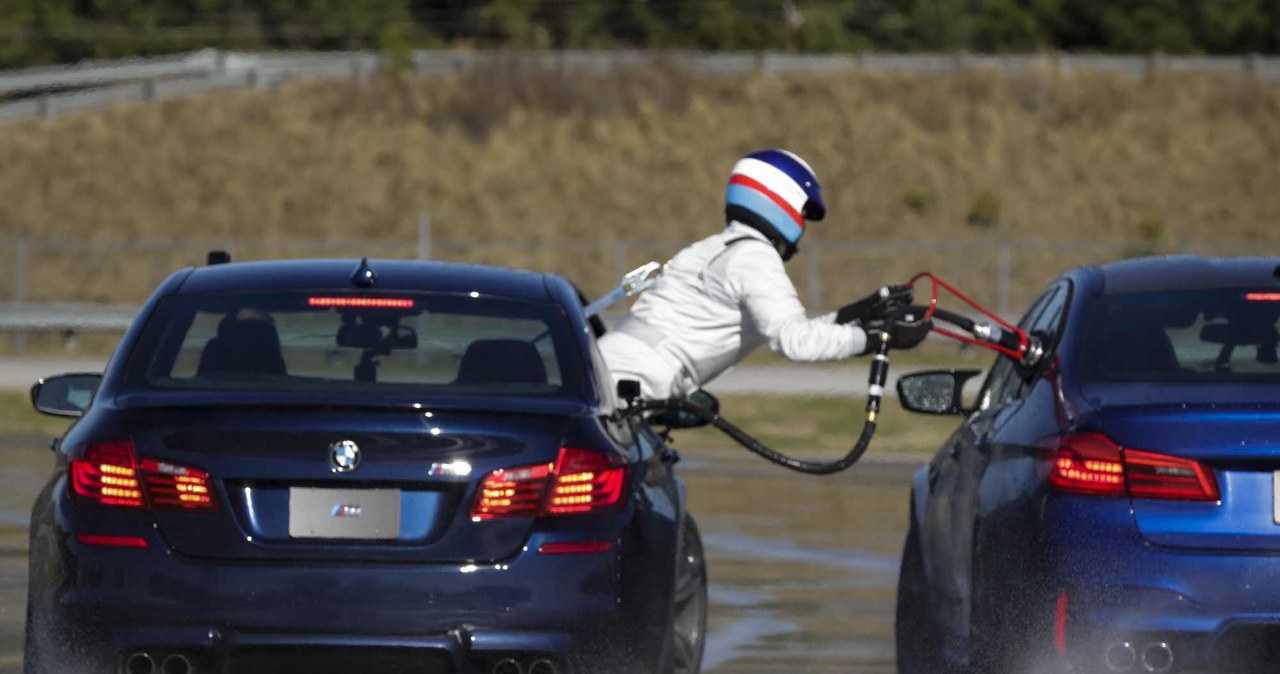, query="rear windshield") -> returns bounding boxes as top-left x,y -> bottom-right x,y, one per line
125,292 -> 585,397
1079,289 -> 1280,383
